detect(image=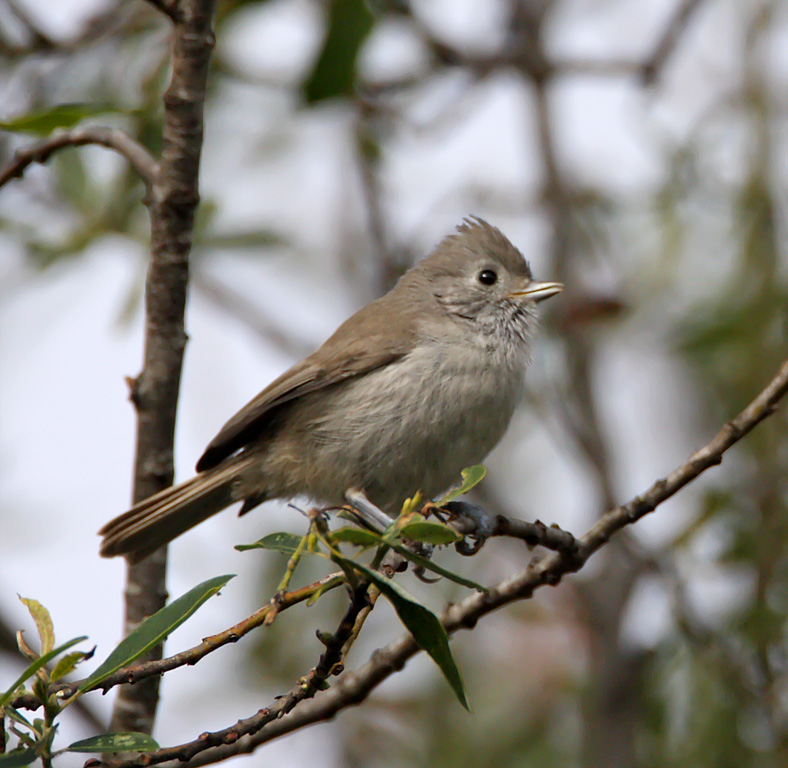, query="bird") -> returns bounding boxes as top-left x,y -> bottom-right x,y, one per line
99,217 -> 562,561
